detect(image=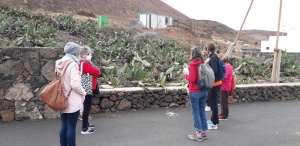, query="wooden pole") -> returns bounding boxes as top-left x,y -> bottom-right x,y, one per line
271,0 -> 283,82
225,0 -> 254,57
